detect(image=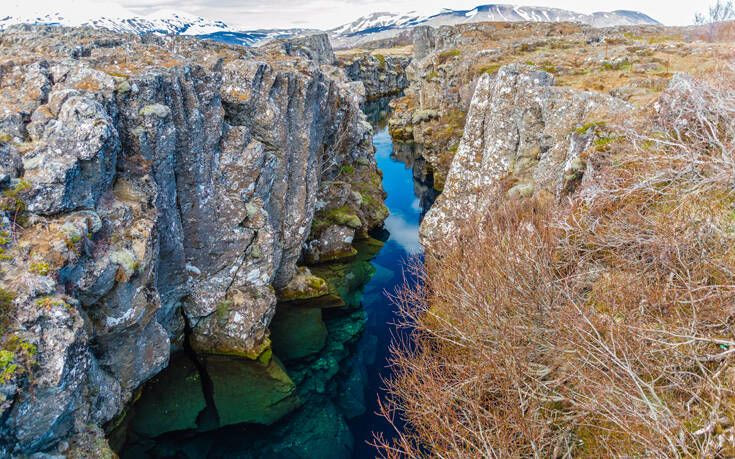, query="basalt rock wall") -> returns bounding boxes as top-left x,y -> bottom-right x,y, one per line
340,54 -> 410,101
0,26 -> 385,456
